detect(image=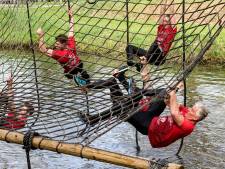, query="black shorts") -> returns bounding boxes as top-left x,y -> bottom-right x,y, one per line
65,62 -> 89,81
